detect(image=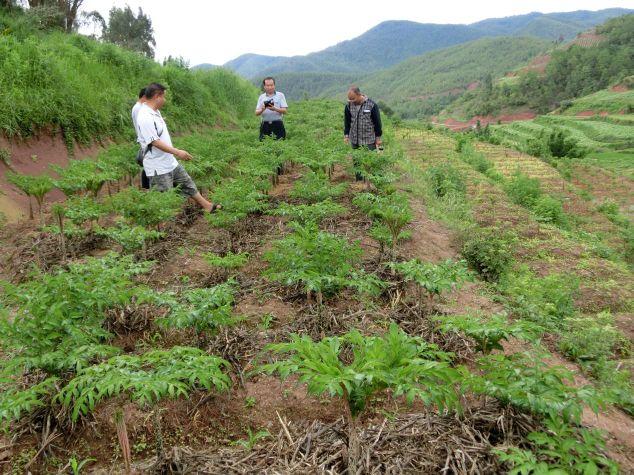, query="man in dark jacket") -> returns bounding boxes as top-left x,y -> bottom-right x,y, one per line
344,86 -> 382,151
